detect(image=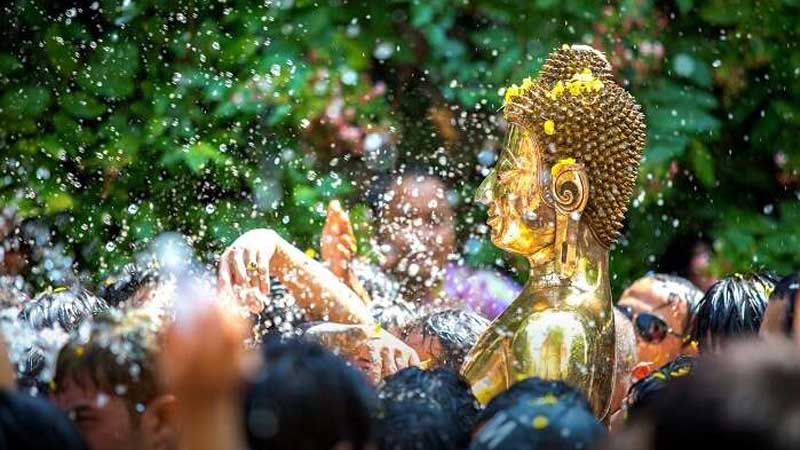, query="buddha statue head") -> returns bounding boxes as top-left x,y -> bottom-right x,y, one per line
477,45 -> 646,275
